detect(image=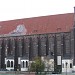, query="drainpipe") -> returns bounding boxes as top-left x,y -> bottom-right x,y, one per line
73,7 -> 75,71
74,7 -> 75,26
